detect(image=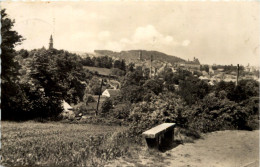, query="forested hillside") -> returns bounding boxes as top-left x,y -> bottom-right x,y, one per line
94,50 -> 186,64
